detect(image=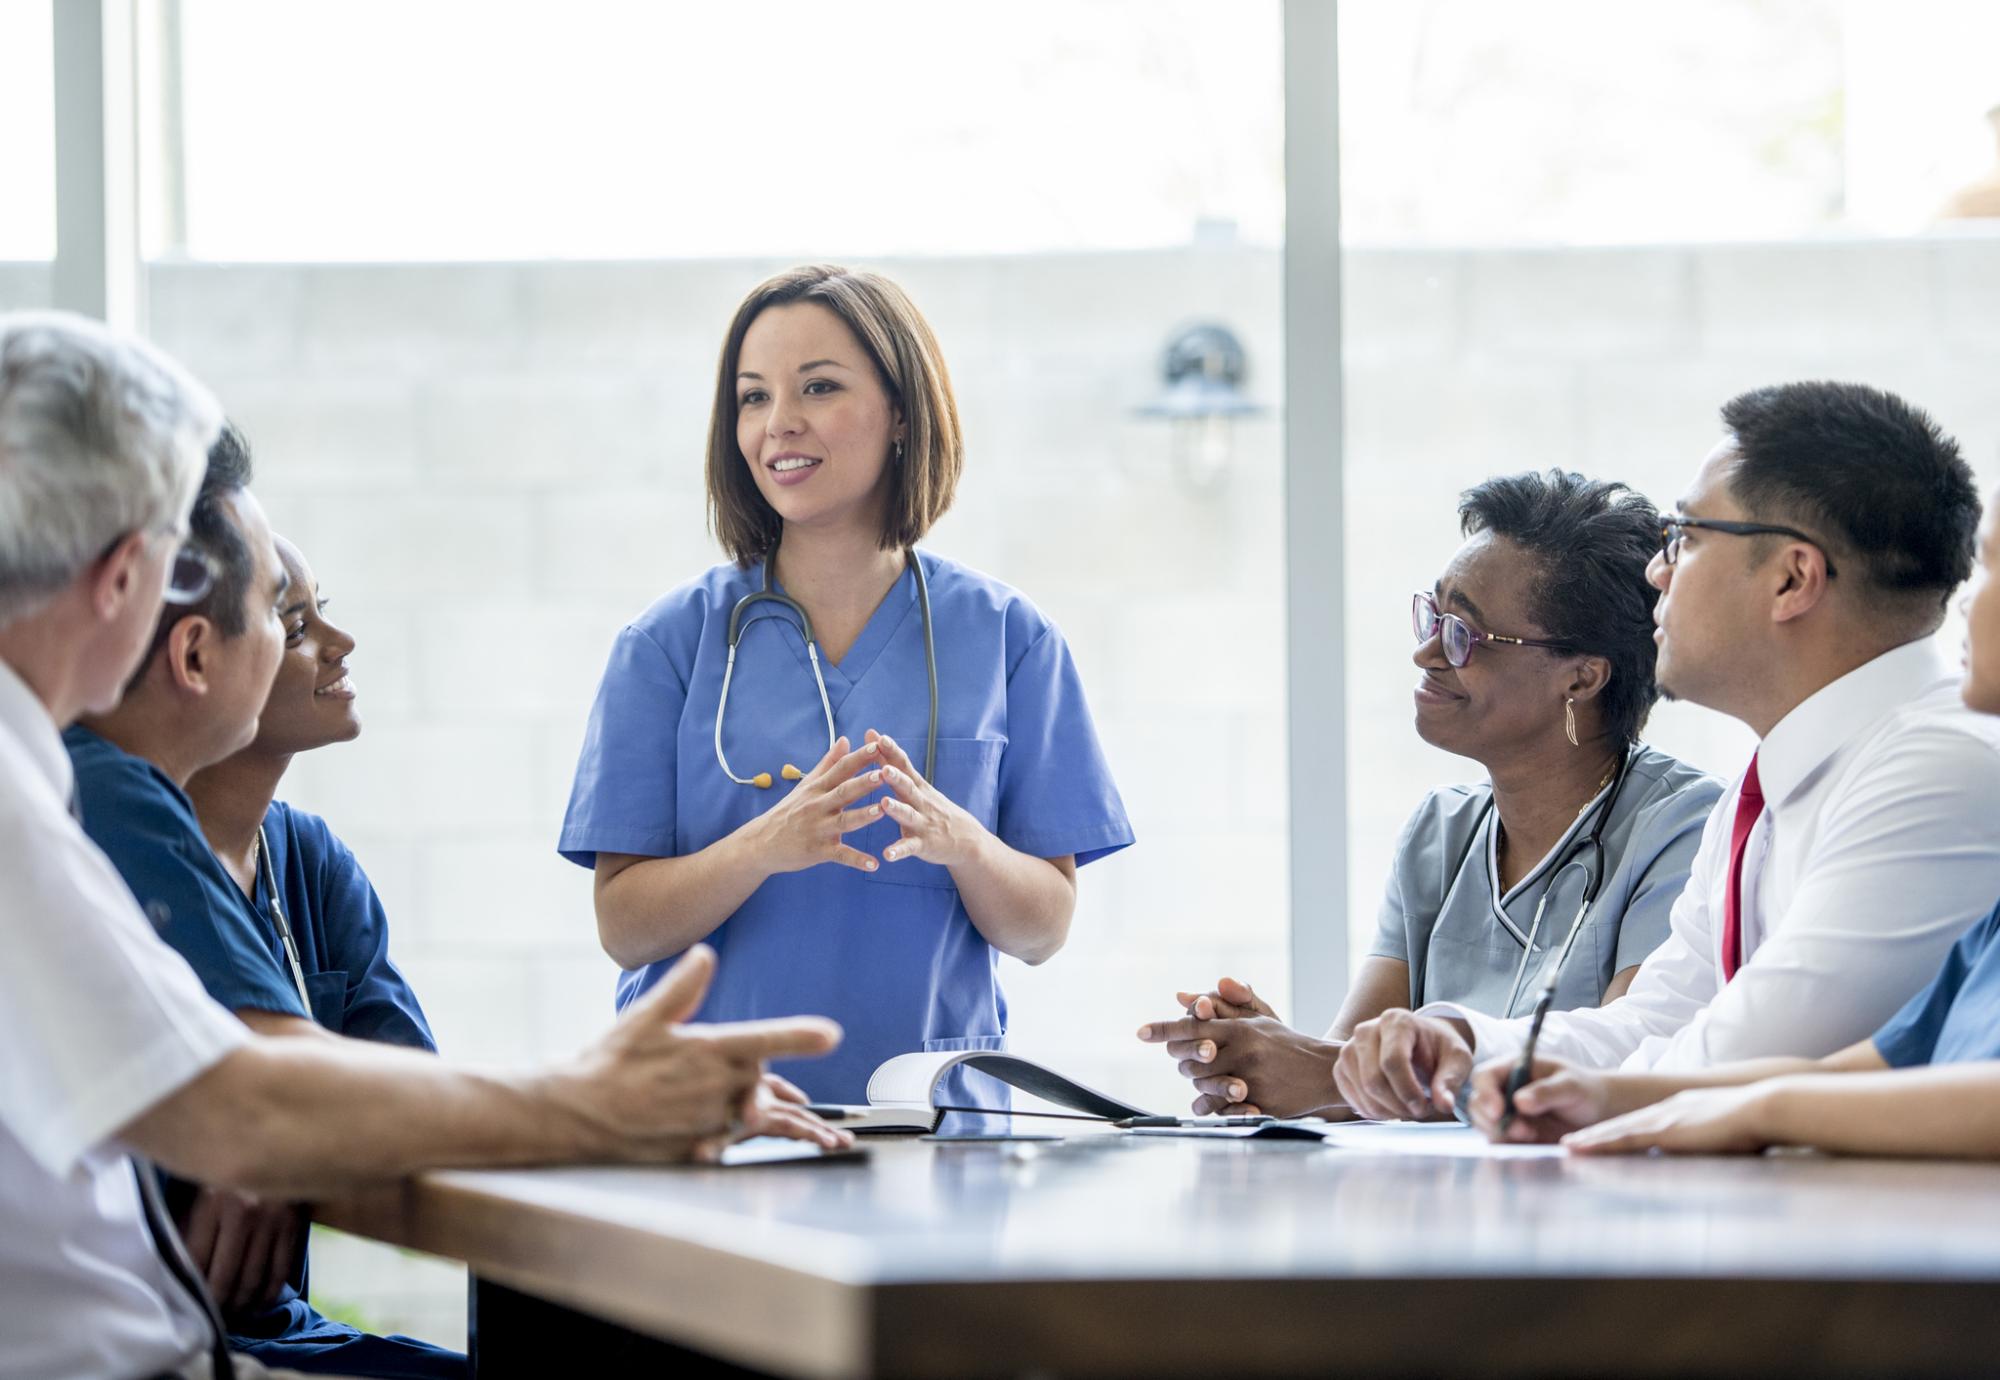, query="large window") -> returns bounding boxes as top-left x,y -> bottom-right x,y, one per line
1339,0 -> 2000,245
167,0 -> 1280,261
